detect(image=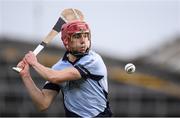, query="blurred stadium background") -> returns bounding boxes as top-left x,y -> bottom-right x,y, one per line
0,0 -> 180,117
